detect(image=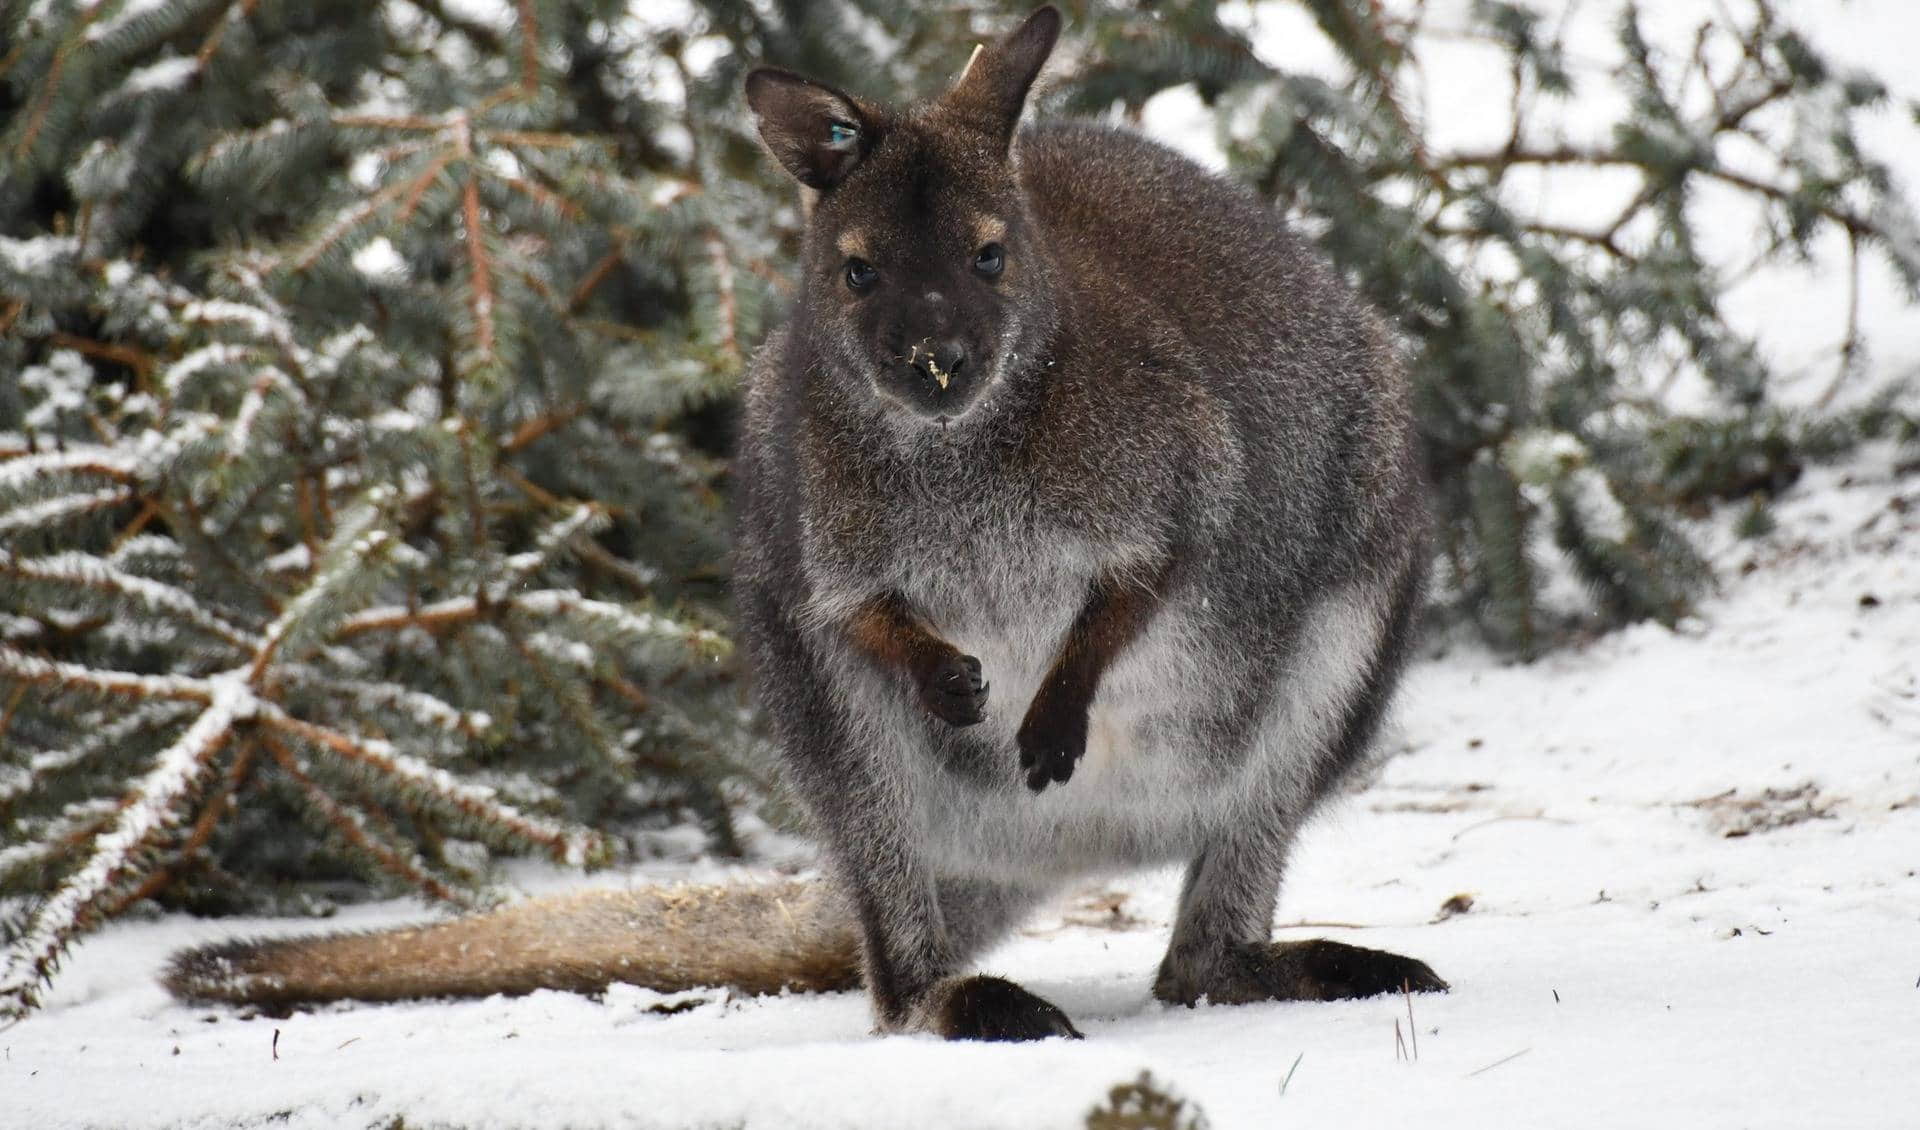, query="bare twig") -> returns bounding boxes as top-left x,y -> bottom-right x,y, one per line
1467,1047 -> 1532,1077
1817,228 -> 1864,409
